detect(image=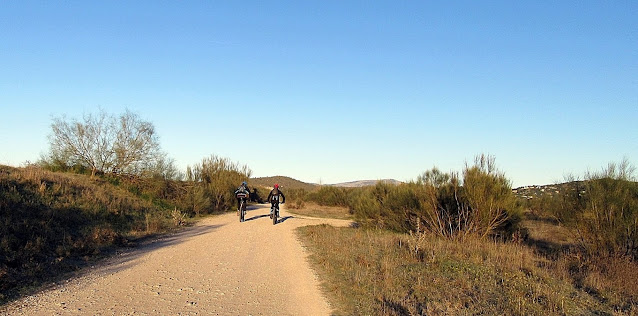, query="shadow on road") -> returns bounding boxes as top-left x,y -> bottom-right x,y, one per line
87,223 -> 224,276
279,216 -> 294,223
244,211 -> 296,224
245,204 -> 263,211
245,214 -> 270,222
